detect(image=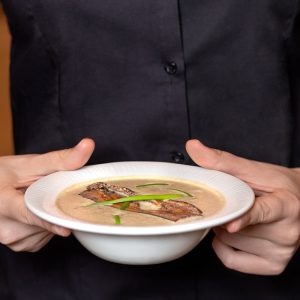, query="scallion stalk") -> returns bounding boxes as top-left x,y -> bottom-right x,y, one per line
170,188 -> 193,197
136,183 -> 169,188
114,215 -> 121,225
86,194 -> 183,207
